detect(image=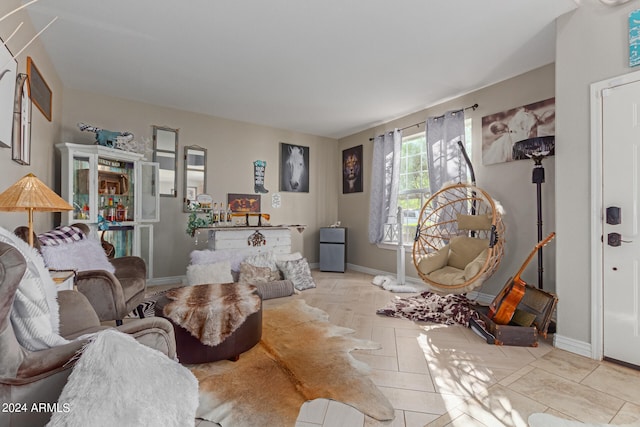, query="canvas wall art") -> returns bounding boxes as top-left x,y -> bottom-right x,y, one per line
342,144 -> 363,193
481,98 -> 555,165
228,193 -> 261,213
279,143 -> 309,192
